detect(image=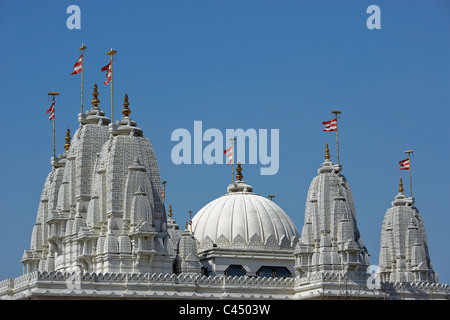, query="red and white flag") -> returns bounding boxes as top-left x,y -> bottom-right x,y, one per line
322,118 -> 337,132
224,145 -> 233,165
71,53 -> 83,75
101,62 -> 112,85
399,159 -> 410,170
46,101 -> 55,121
